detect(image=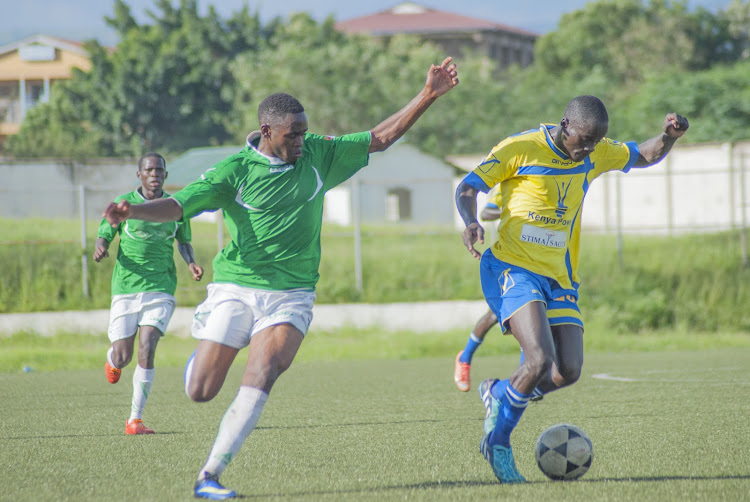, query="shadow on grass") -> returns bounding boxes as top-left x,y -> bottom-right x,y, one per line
235,474 -> 750,499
